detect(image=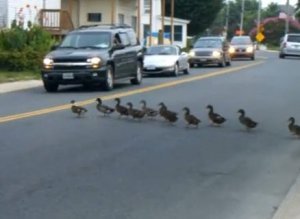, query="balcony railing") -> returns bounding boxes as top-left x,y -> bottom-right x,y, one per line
39,9 -> 74,36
